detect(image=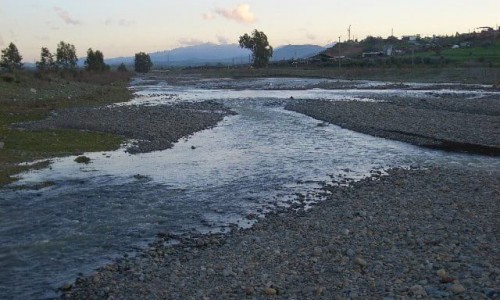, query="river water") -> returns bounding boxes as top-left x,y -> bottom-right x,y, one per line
1,77 -> 498,299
